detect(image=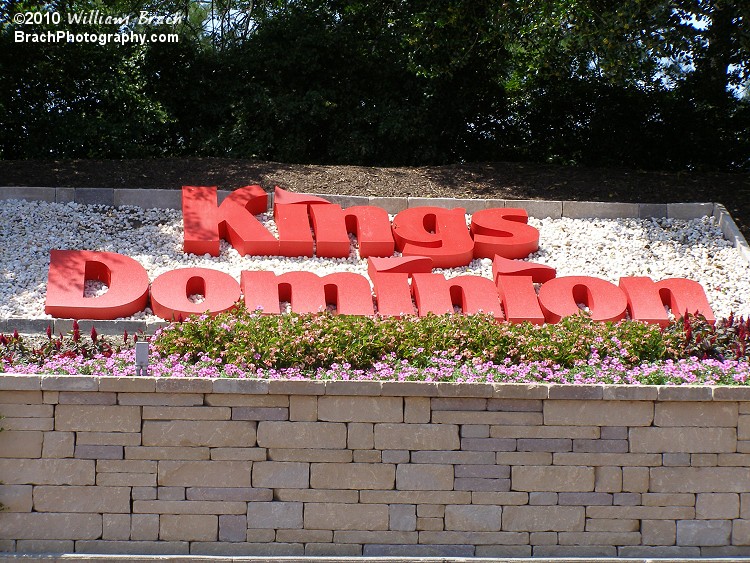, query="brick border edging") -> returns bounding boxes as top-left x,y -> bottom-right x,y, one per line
1,187 -> 749,335
1,374 -> 749,401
